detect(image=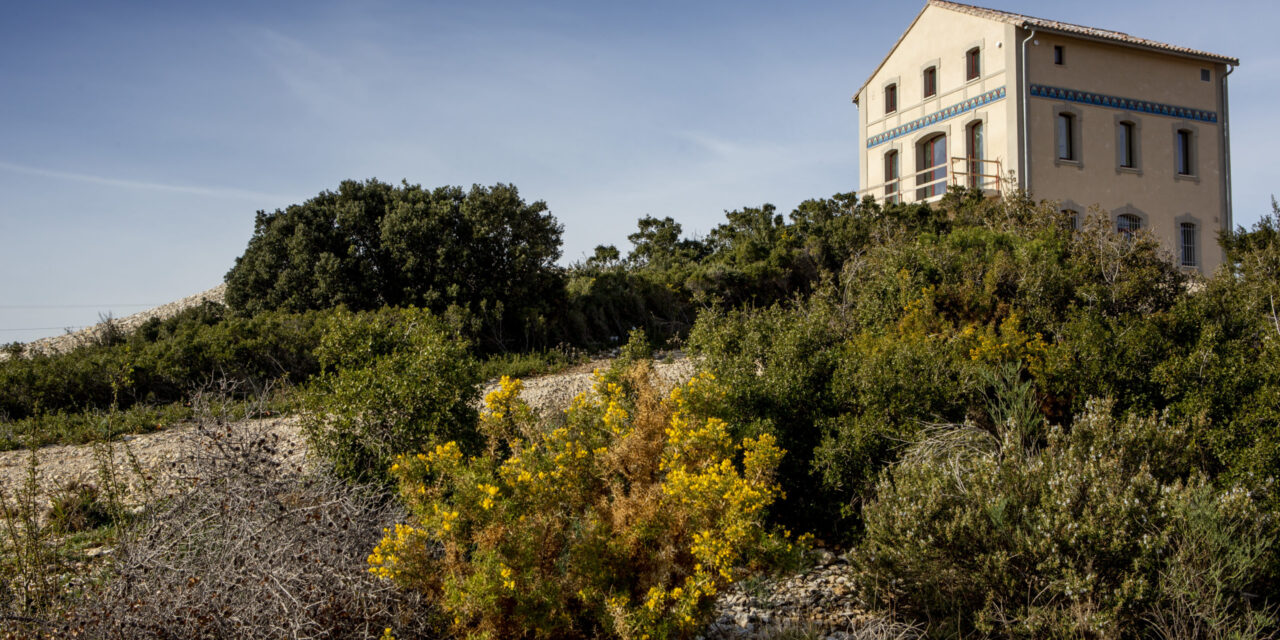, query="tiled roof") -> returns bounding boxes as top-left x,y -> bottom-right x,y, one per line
928,0 -> 1239,65
854,1 -> 1239,102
